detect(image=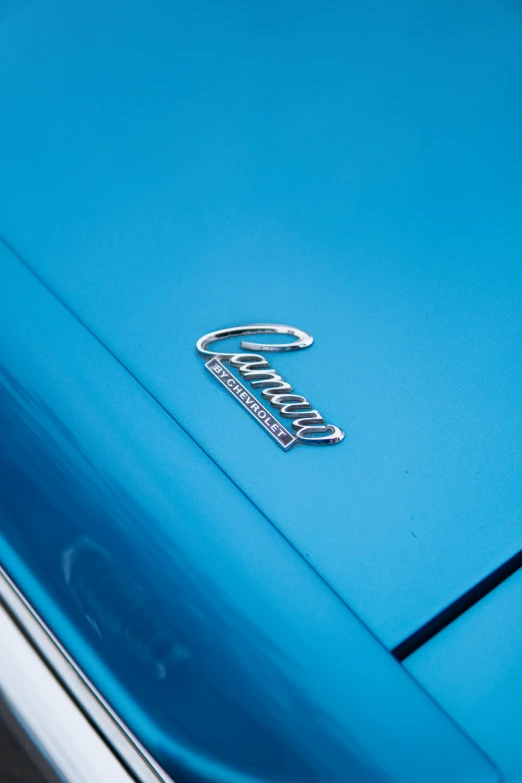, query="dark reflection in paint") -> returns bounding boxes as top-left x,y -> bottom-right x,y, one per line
0,365 -> 388,783
63,537 -> 191,678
